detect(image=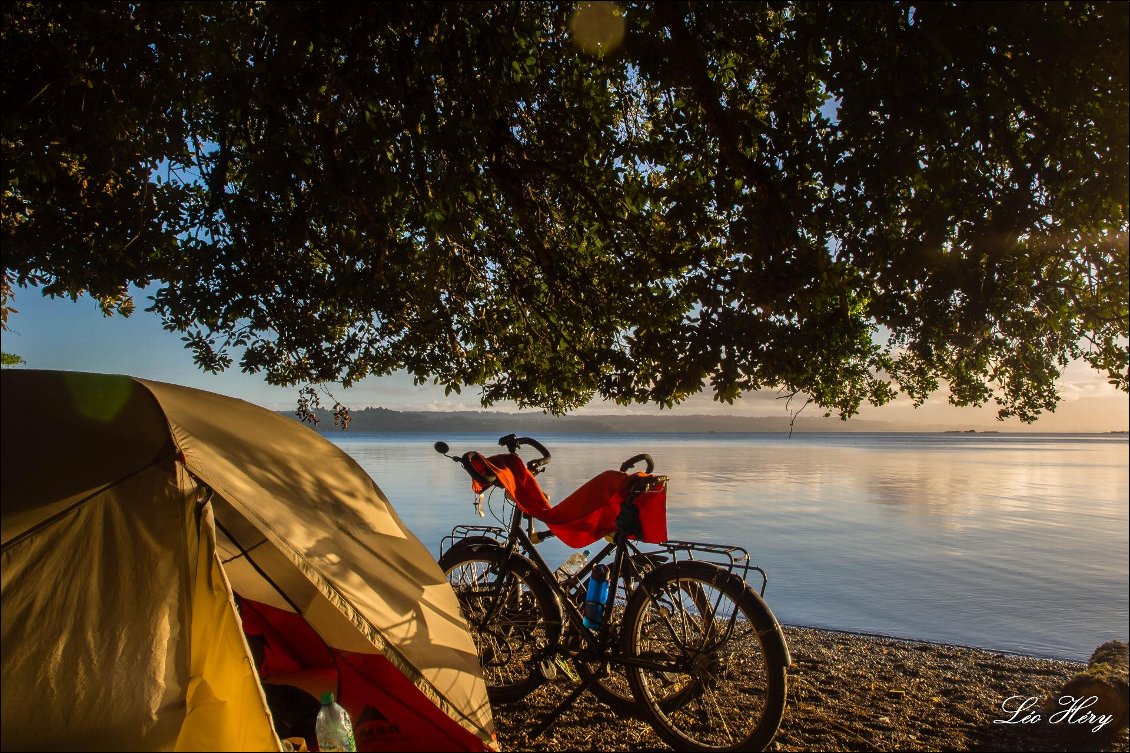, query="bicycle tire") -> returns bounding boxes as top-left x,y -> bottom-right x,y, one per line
573,554 -> 707,716
444,538 -> 657,713
622,561 -> 788,752
439,544 -> 563,704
